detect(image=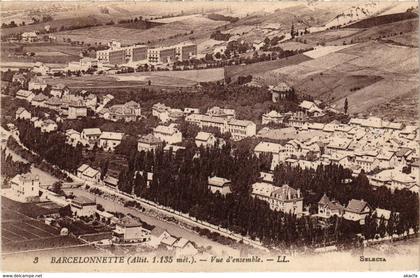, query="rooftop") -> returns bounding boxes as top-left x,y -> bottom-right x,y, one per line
208,176 -> 231,187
